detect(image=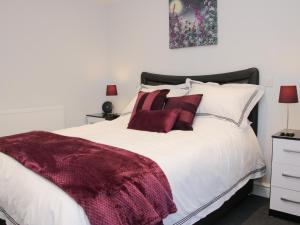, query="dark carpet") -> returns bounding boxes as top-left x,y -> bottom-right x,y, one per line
214,195 -> 298,225
0,196 -> 297,225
